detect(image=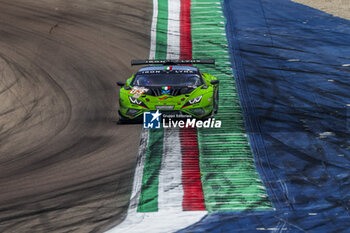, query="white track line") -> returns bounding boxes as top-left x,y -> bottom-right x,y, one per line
166,0 -> 181,59
149,0 -> 158,59
105,129 -> 149,233
107,211 -> 207,233
158,128 -> 183,211
130,129 -> 149,210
